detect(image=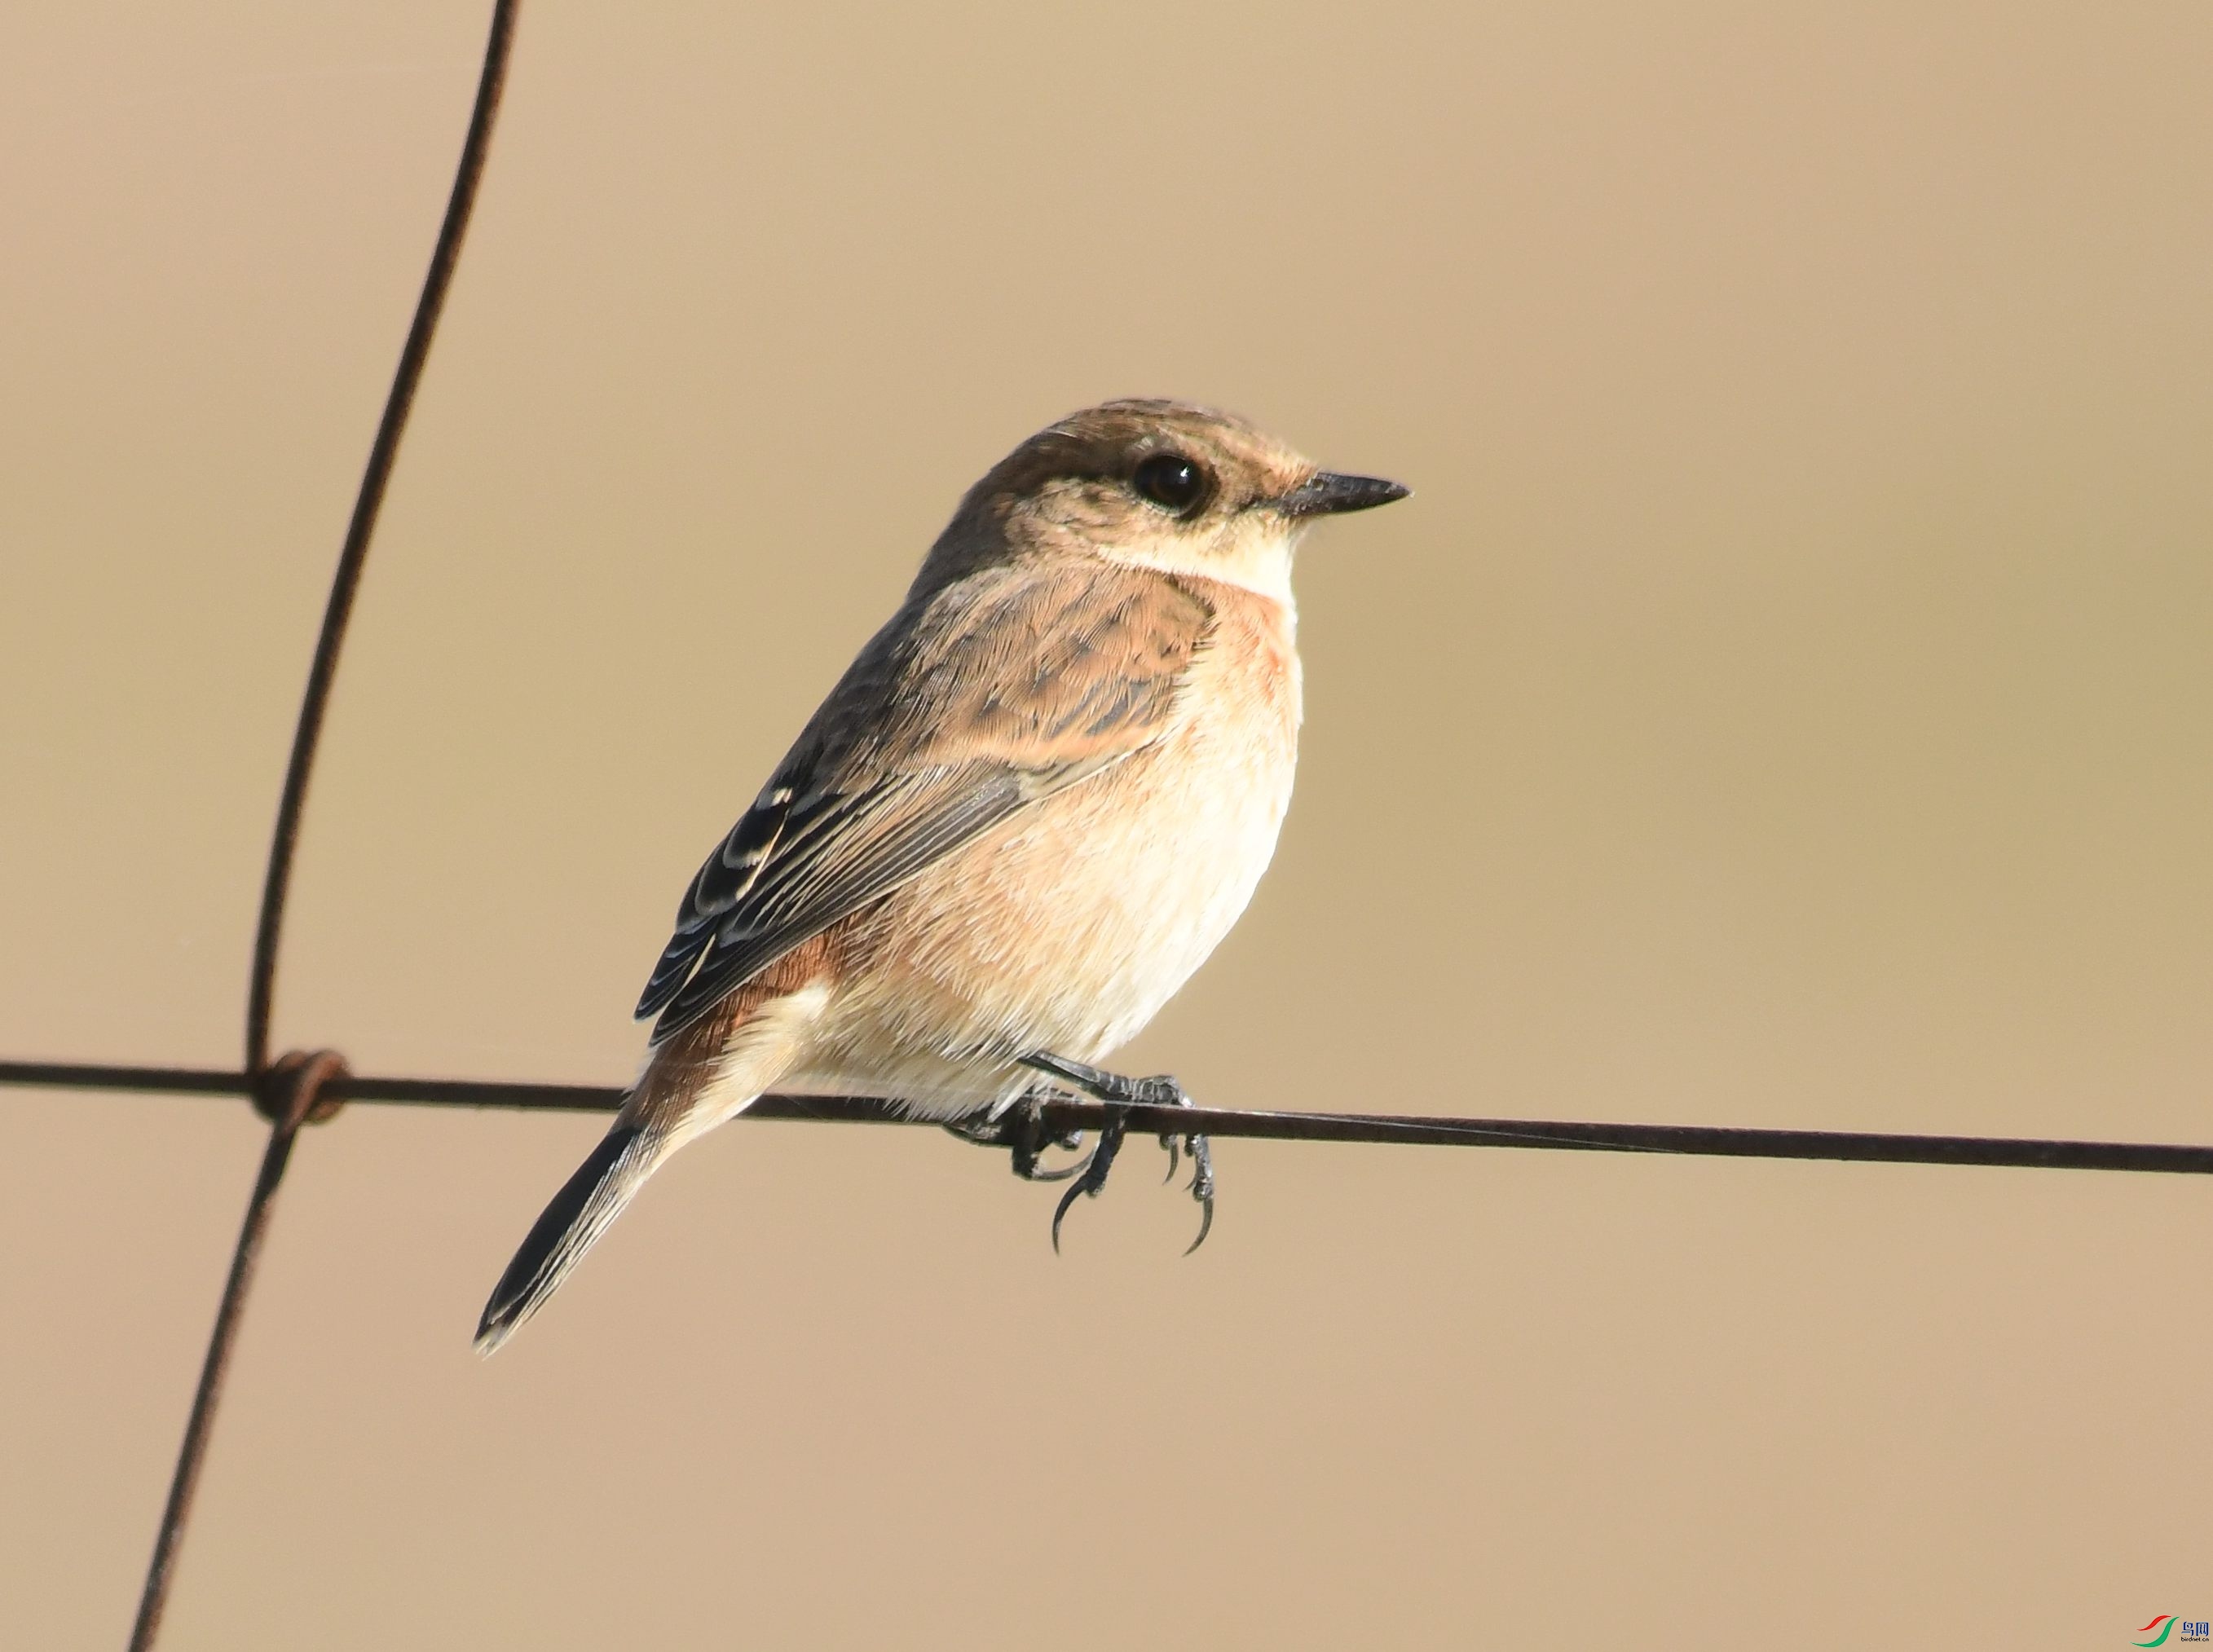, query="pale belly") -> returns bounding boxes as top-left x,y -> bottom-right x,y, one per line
784,641 -> 1300,1115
